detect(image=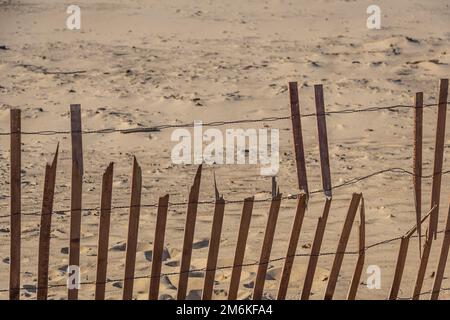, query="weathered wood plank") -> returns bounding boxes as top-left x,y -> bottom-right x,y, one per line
253,193 -> 282,300
177,165 -> 202,300
10,109 -> 21,300
37,144 -> 59,300
277,194 -> 307,300
95,163 -> 114,300
123,157 -> 142,300
228,197 -> 254,300
149,194 -> 170,300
